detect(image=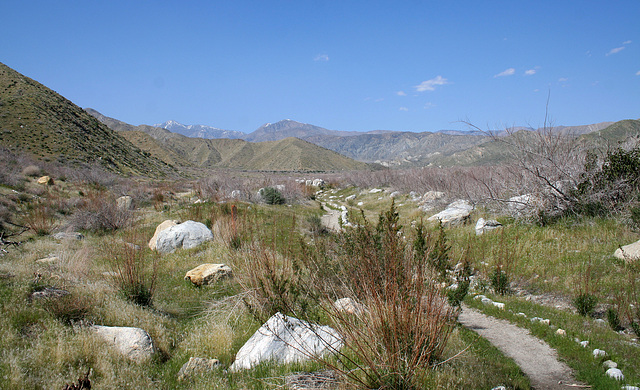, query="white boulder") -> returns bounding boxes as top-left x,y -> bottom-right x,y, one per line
614,240 -> 640,262
427,200 -> 473,227
156,221 -> 213,254
230,312 -> 342,371
149,220 -> 180,250
603,360 -> 618,369
93,325 -> 154,362
606,368 -> 624,381
593,348 -> 606,358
